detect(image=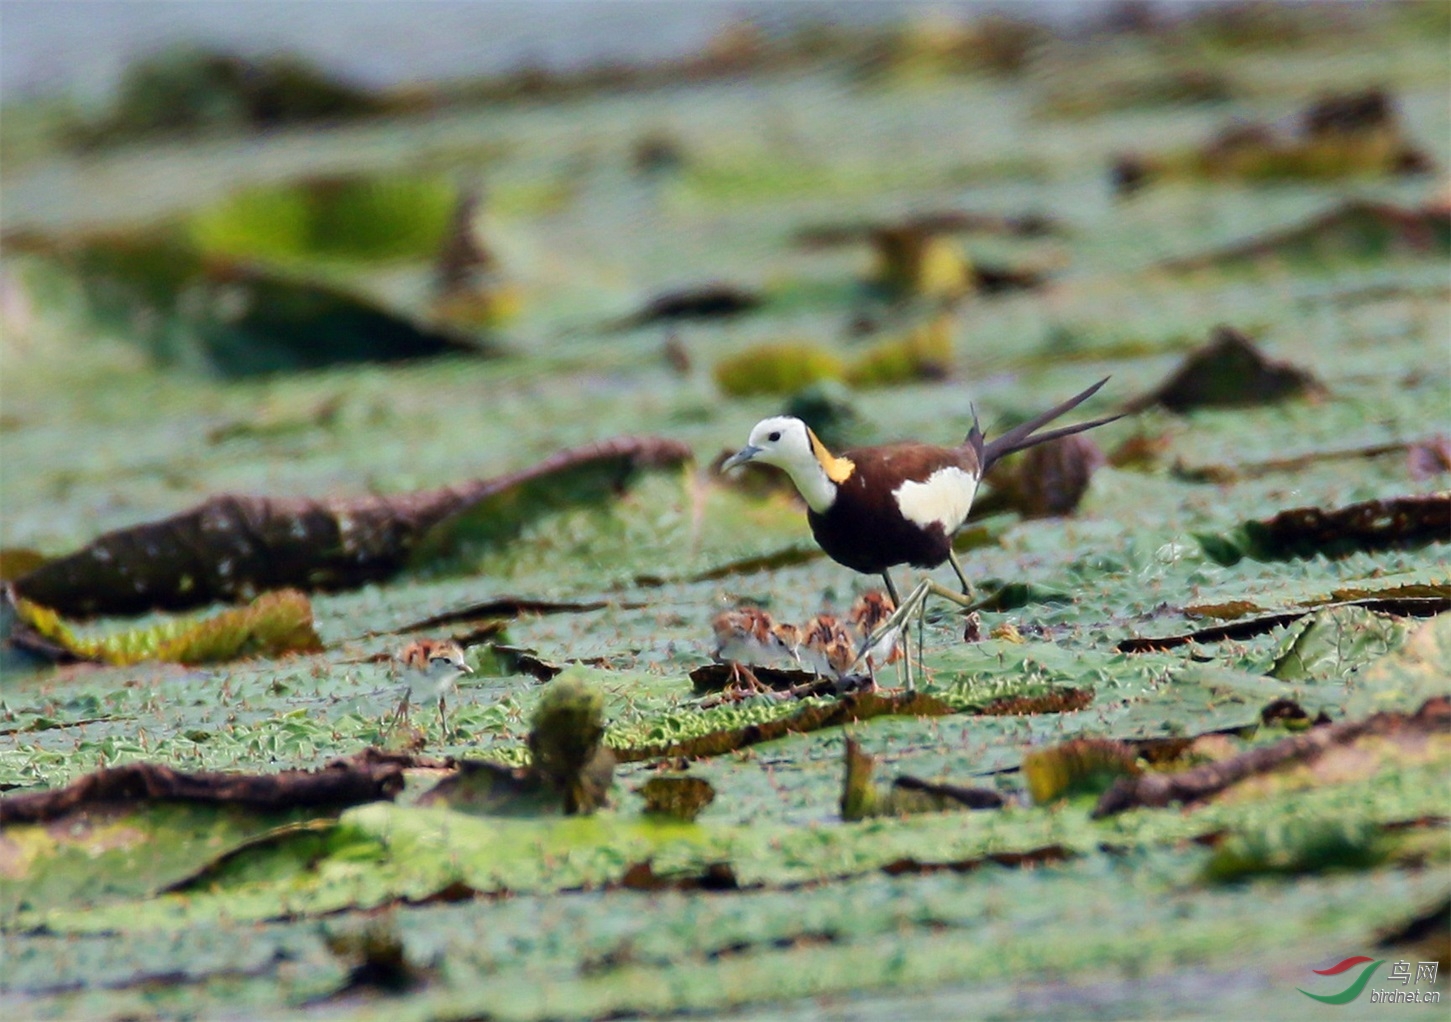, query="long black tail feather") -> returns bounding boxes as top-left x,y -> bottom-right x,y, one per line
973,377 -> 1123,473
